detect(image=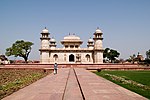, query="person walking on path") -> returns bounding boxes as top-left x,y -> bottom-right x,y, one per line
54,63 -> 58,74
